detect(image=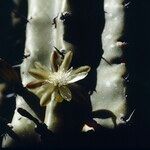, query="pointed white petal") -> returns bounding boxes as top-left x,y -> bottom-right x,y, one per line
28,68 -> 49,80
59,86 -> 72,101
26,80 -> 44,89
59,51 -> 73,71
50,51 -> 59,72
73,66 -> 91,74
34,62 -> 52,74
67,72 -> 88,84
36,83 -> 51,97
40,85 -> 55,106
